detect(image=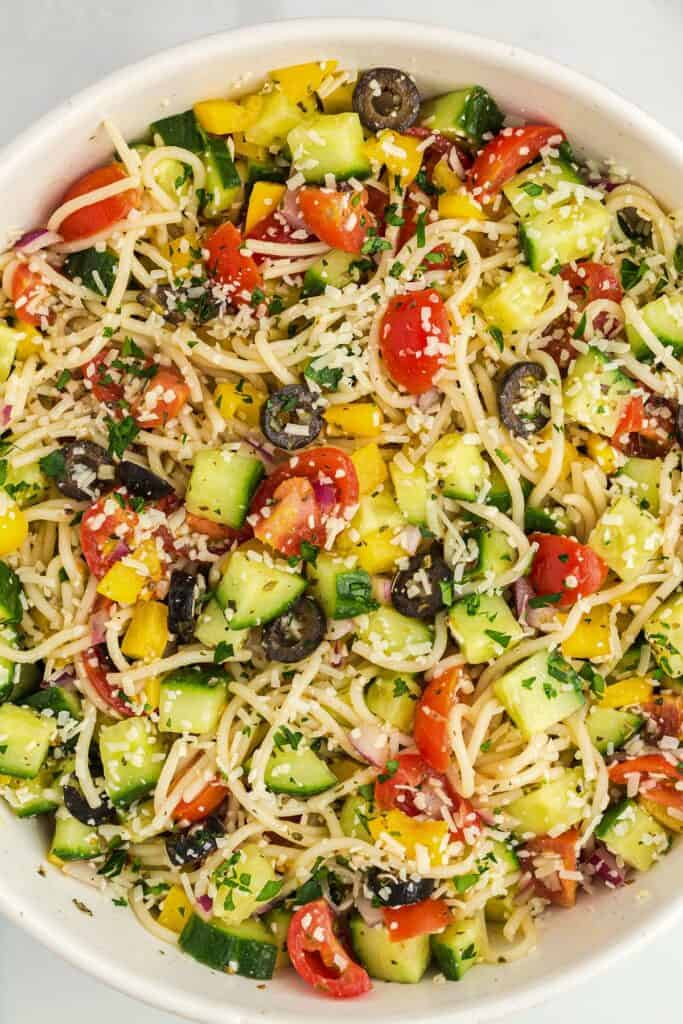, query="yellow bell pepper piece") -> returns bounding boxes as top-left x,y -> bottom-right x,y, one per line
194,99 -> 253,135
231,134 -> 268,161
585,433 -> 619,474
351,443 -> 388,496
355,529 -> 406,574
143,675 -> 161,712
245,182 -> 286,235
365,130 -> 423,186
437,192 -> 485,221
132,540 -> 163,584
607,583 -> 657,607
431,159 -> 463,195
560,604 -> 613,659
640,797 -> 683,834
0,499 -> 28,555
162,234 -> 201,278
270,61 -> 338,108
121,602 -> 169,661
599,676 -> 654,709
214,379 -> 265,427
158,884 -> 193,933
97,562 -> 146,605
369,809 -> 449,865
324,402 -> 383,438
14,323 -> 43,361
322,80 -> 356,114
535,434 -> 579,479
